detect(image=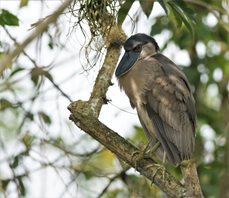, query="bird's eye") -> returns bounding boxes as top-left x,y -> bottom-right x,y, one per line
133,45 -> 142,52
